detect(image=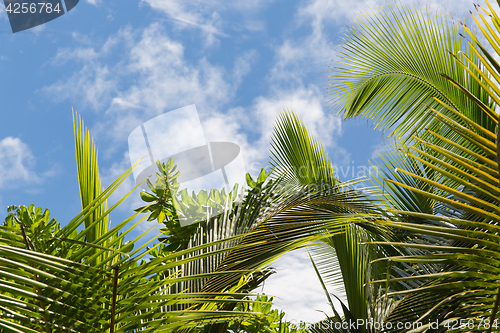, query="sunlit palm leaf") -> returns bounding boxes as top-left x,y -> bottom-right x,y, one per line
329,3 -> 495,140
360,2 -> 500,328
73,111 -> 108,245
328,1 -> 500,331
268,110 -> 399,332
